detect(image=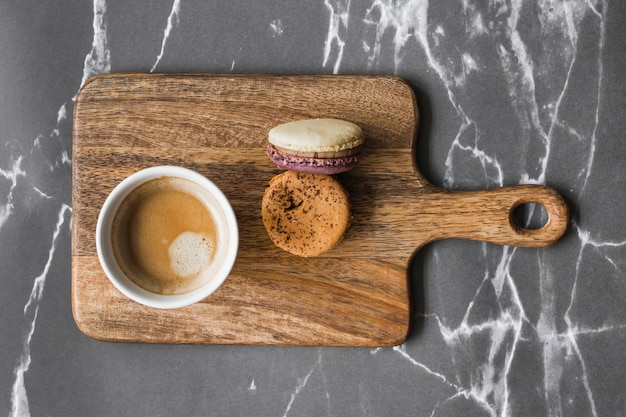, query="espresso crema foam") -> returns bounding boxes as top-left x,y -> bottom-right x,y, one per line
111,176 -> 225,295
